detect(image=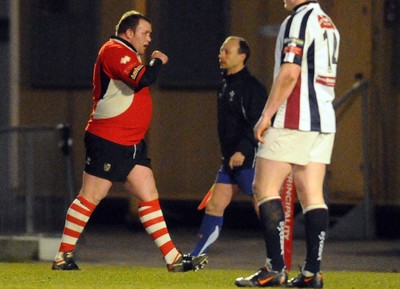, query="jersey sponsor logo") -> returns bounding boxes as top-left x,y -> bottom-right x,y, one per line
284,45 -> 303,57
130,65 -> 144,80
283,38 -> 304,57
318,15 -> 335,29
120,55 -> 131,64
316,75 -> 336,87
